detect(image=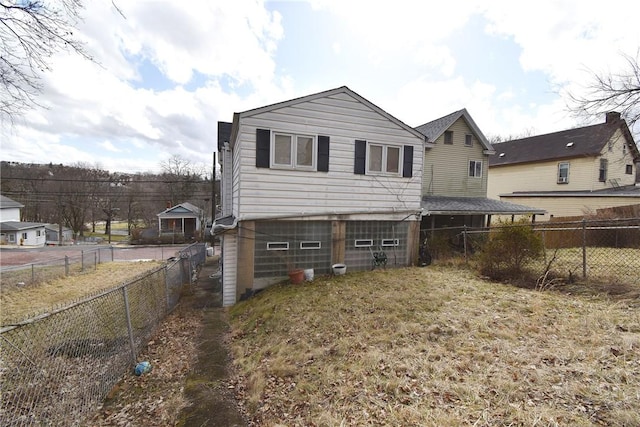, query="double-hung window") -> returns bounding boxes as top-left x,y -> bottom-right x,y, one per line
368,143 -> 400,174
272,133 -> 315,170
468,160 -> 482,178
558,162 -> 569,184
599,158 -> 608,182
